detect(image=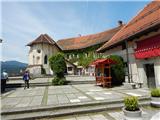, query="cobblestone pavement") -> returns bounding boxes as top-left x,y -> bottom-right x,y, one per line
1,84 -> 150,110
38,106 -> 160,120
